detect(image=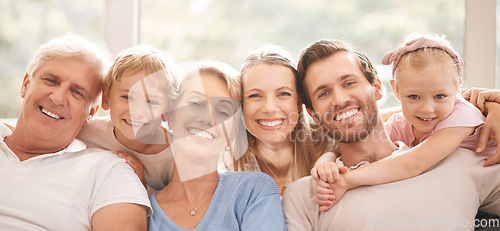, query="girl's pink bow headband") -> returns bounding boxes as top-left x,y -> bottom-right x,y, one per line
381,36 -> 464,78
